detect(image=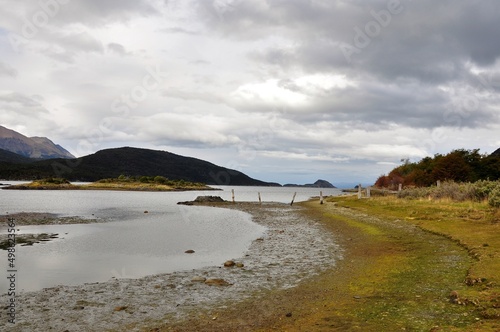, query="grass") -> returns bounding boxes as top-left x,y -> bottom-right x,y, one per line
3,177 -> 215,191
326,194 -> 500,329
